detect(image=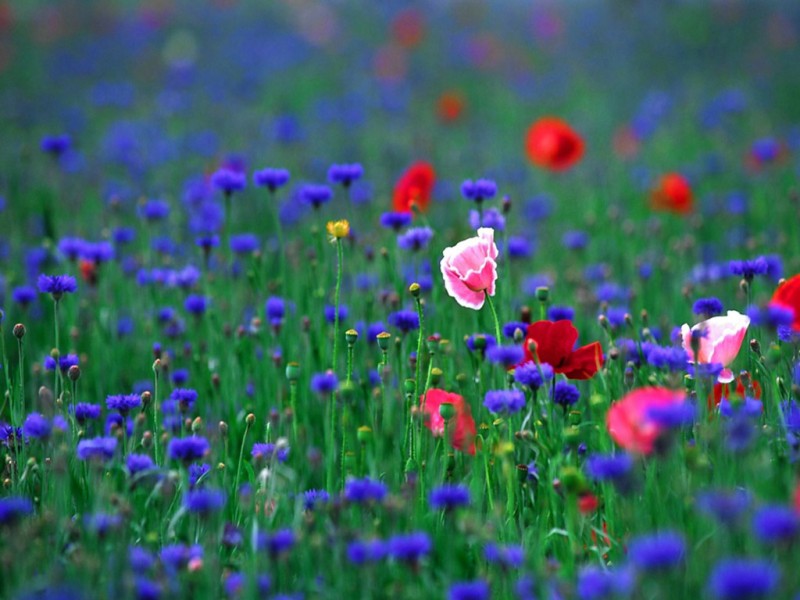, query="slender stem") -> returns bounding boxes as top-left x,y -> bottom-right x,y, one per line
413,295 -> 425,464
484,292 -> 502,349
234,420 -> 251,525
53,299 -> 60,352
346,344 -> 354,383
290,381 -> 298,442
16,337 -> 24,422
153,364 -> 161,466
0,321 -> 11,413
332,239 -> 344,372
